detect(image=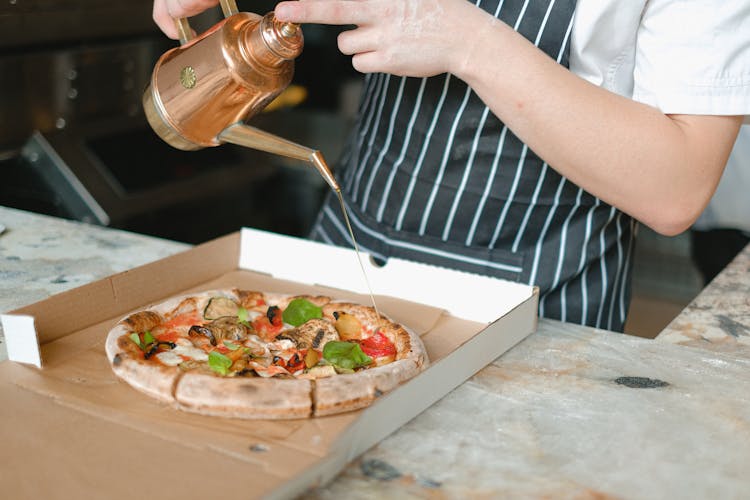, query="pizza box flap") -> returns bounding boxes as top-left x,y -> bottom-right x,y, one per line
0,228 -> 538,498
238,228 -> 533,324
